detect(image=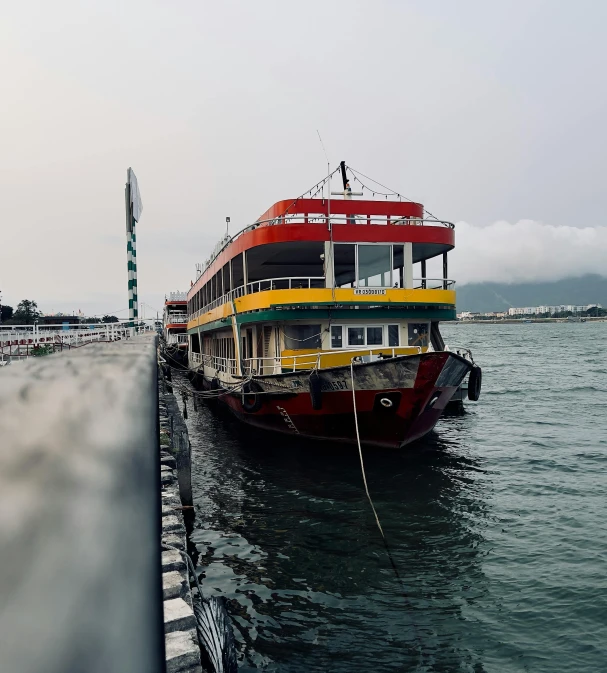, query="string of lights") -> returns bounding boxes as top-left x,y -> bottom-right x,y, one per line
347,166 -> 441,220
278,165 -> 342,219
